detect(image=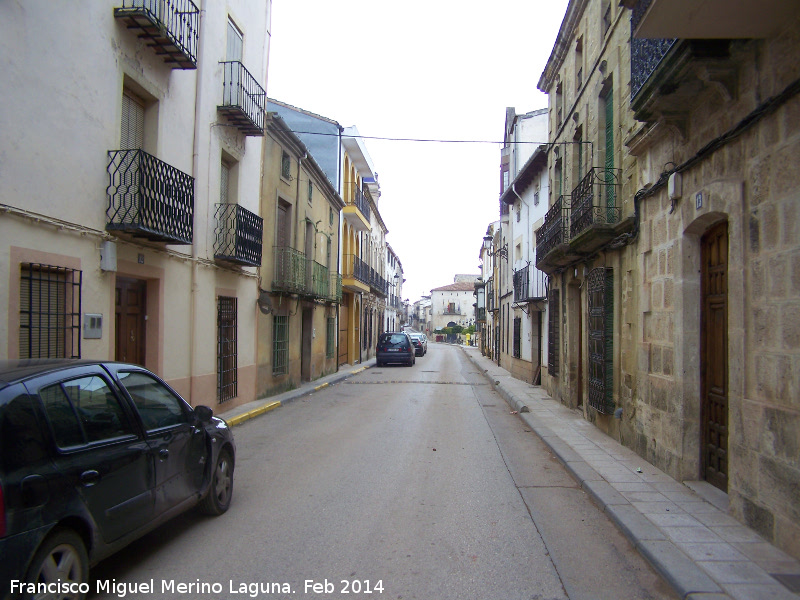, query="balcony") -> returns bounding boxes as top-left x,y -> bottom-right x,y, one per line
342,184 -> 372,231
114,0 -> 198,69
626,0 -> 799,39
106,149 -> 193,244
513,265 -> 548,303
569,167 -> 626,254
218,61 -> 266,136
273,247 -> 306,294
328,273 -> 342,303
535,195 -> 571,273
369,268 -> 388,298
214,203 -> 263,267
476,307 -> 486,322
342,254 -> 370,292
443,306 -> 462,316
